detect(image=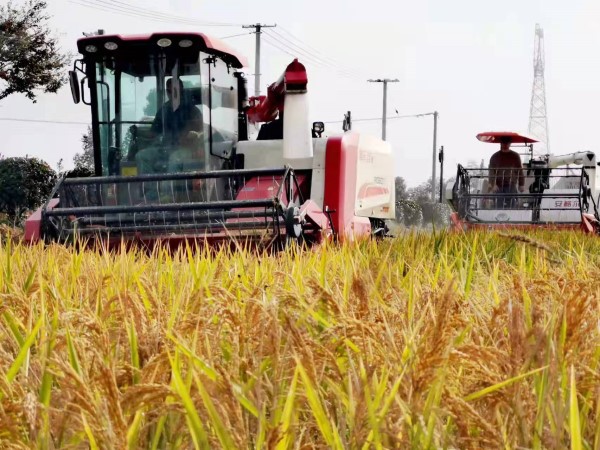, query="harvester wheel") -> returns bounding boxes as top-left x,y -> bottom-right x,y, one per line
285,204 -> 303,241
